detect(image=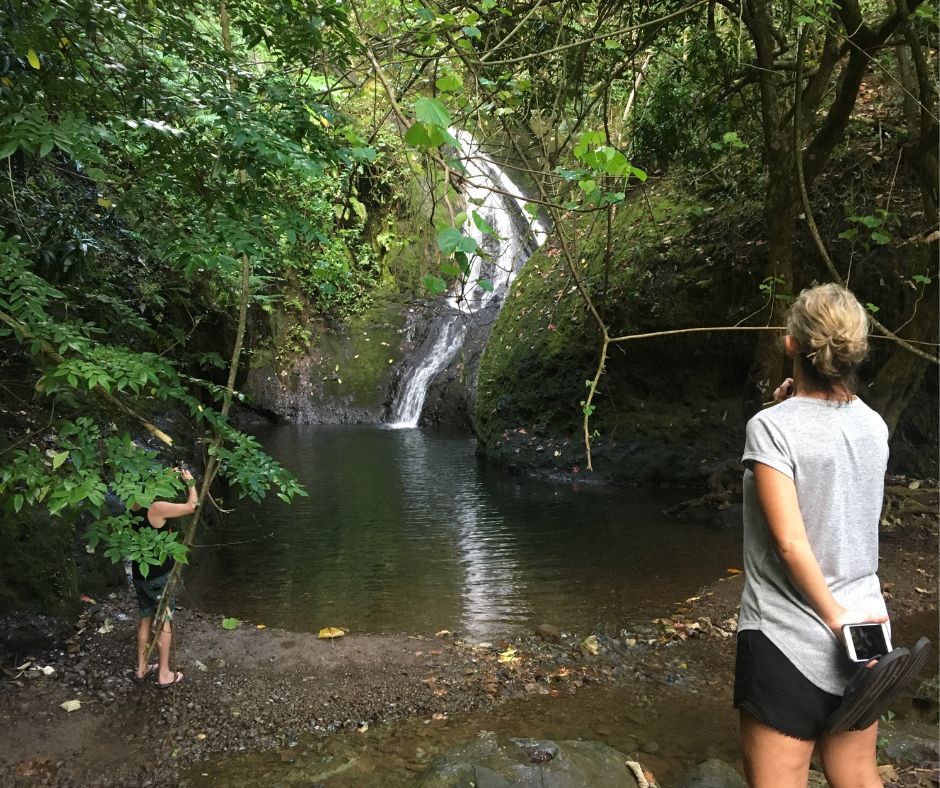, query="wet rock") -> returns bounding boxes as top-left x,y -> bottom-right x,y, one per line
877,720 -> 940,767
913,673 -> 939,721
807,770 -> 828,788
535,624 -> 561,643
674,758 -> 746,788
414,736 -> 642,787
